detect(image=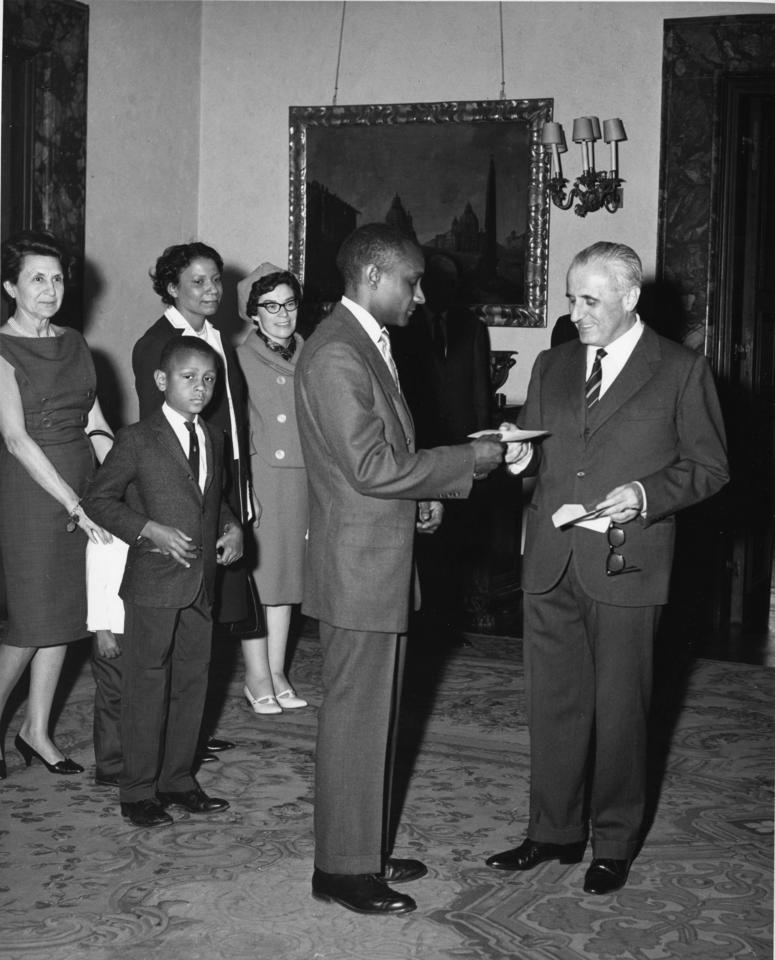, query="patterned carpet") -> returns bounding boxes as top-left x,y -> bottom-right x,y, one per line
0,628 -> 772,960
